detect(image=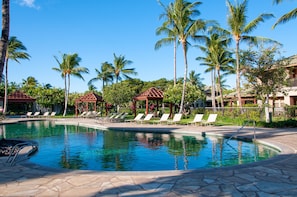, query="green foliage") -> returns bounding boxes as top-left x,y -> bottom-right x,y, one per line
103,82 -> 136,107
163,83 -> 205,105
